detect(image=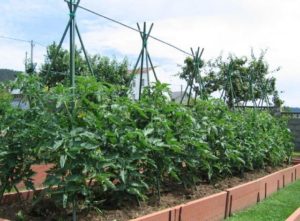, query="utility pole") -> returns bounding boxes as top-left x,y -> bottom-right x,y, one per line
25,41 -> 35,74
30,40 -> 35,70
